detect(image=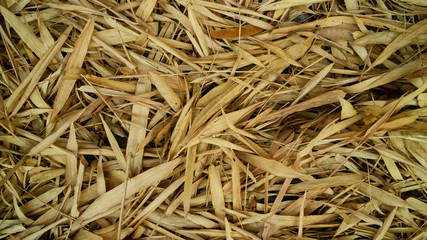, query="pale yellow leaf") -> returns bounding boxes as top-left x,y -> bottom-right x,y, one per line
236,152 -> 311,180
209,165 -> 226,222
339,98 -> 357,120
149,72 -> 182,112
